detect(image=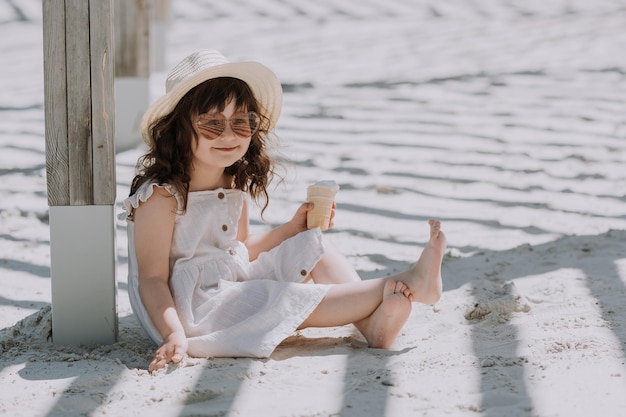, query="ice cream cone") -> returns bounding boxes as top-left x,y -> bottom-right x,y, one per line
306,180 -> 339,231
